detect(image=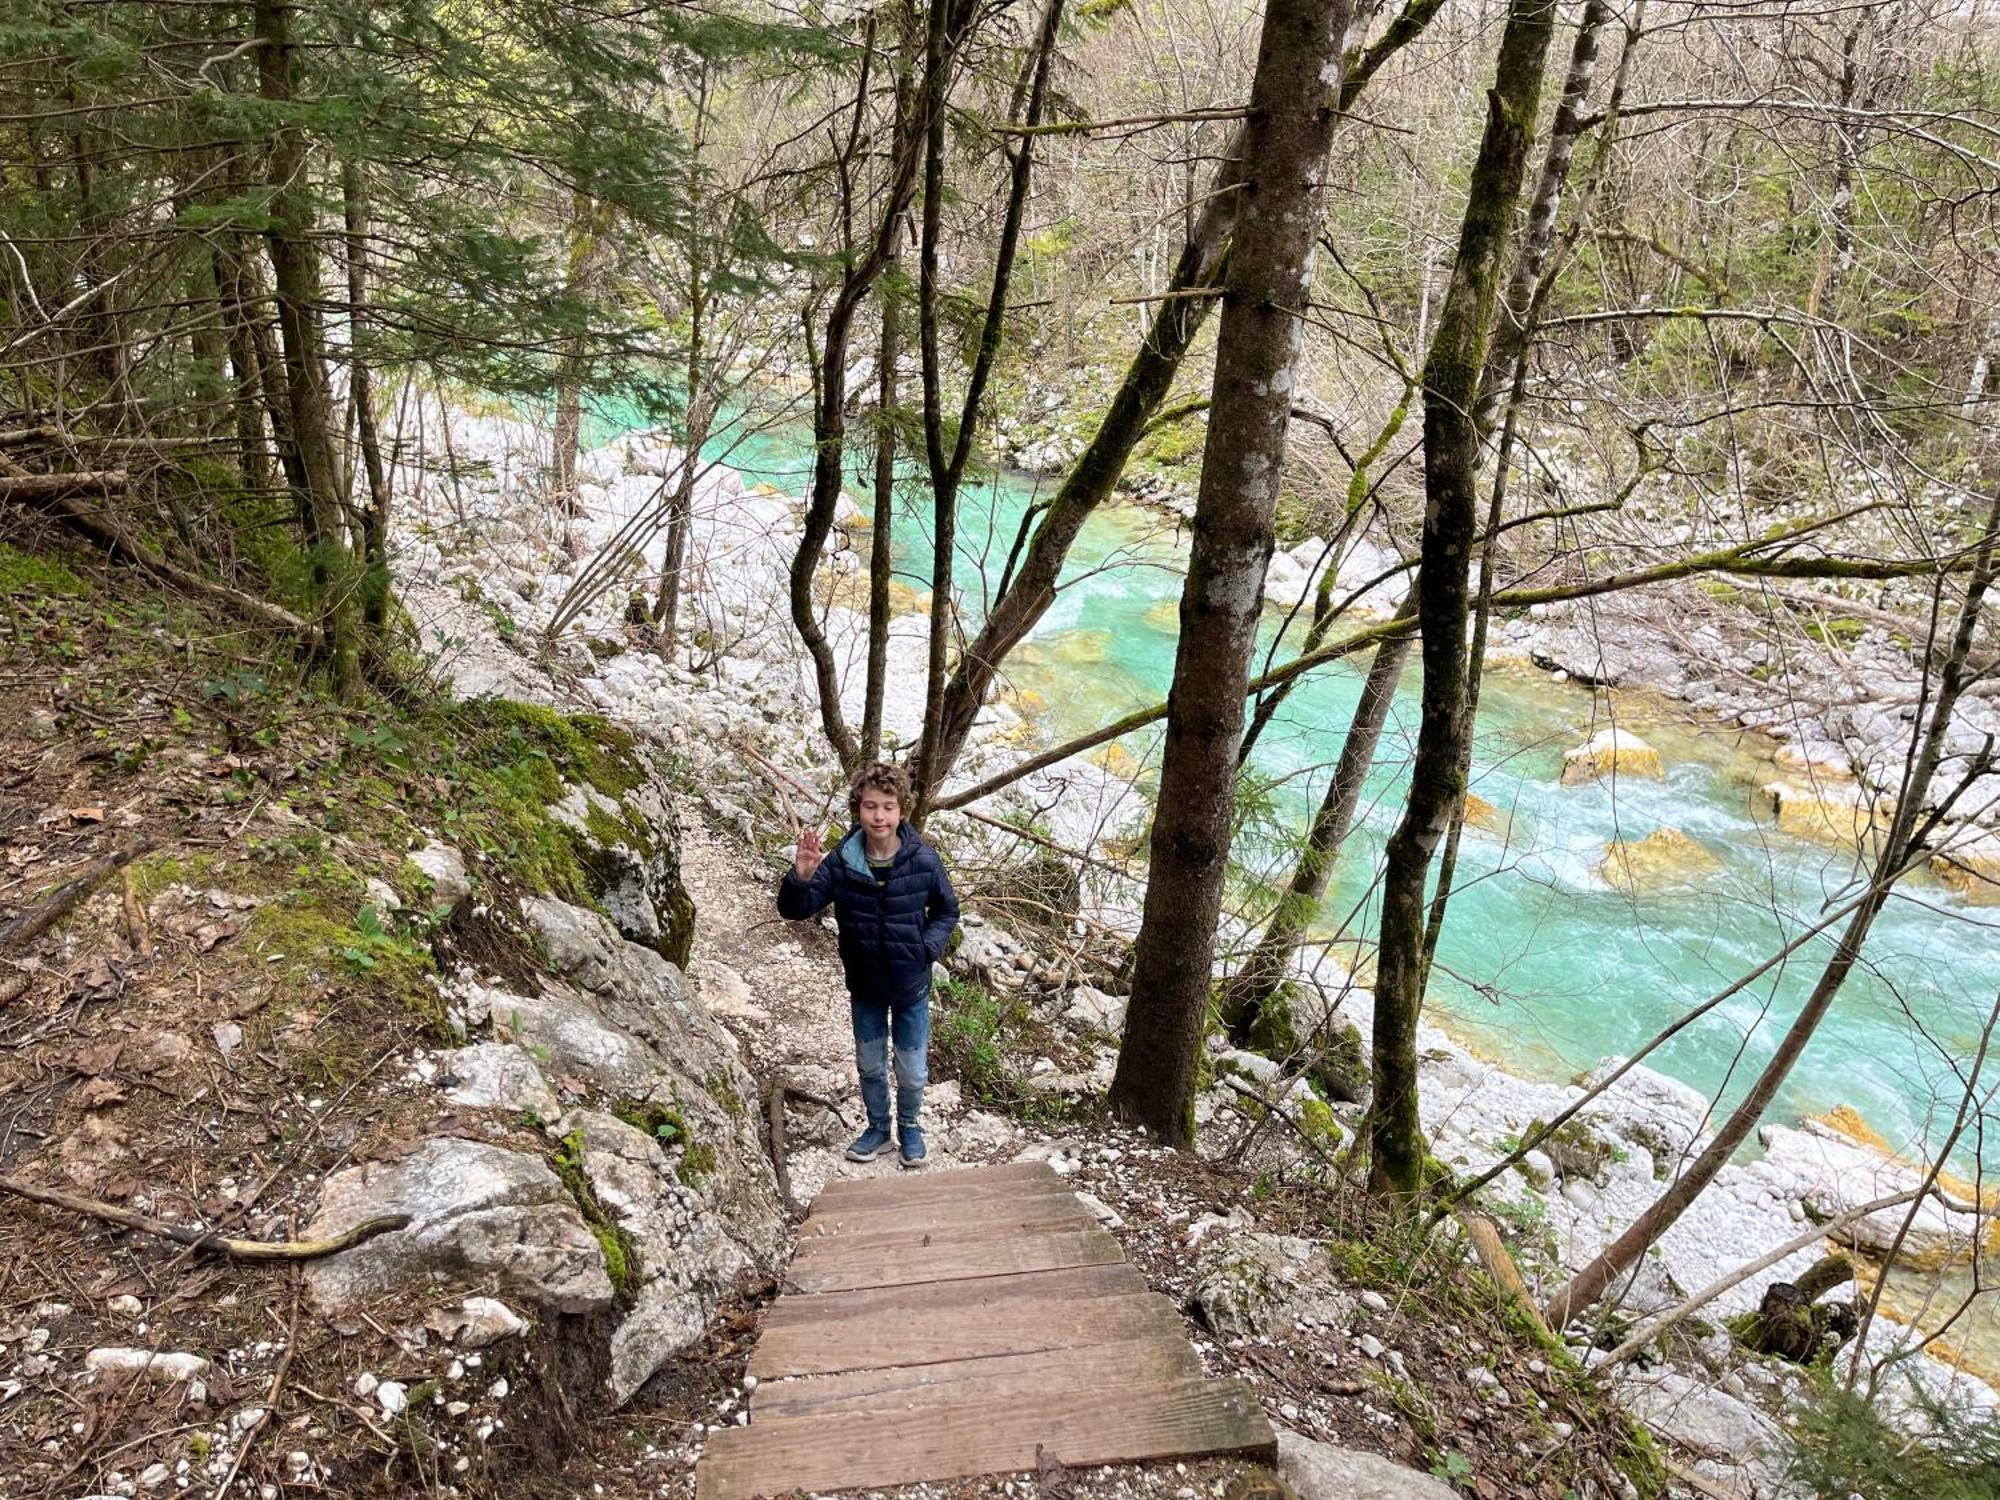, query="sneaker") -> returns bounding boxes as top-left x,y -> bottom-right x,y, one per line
898,1124 -> 928,1170
844,1124 -> 894,1163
